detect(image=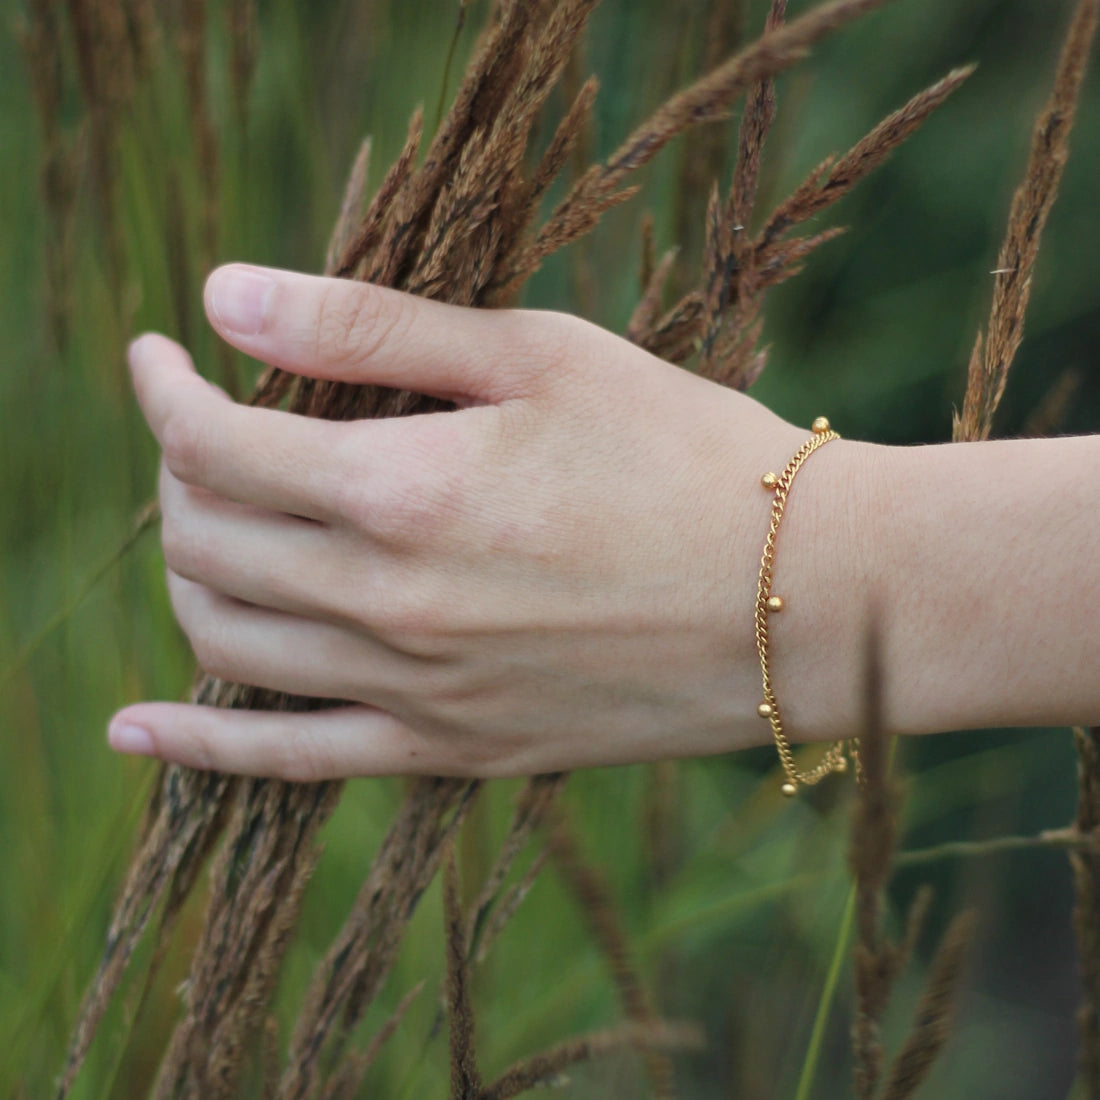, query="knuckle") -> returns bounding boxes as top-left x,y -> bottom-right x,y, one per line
517,309 -> 585,379
197,643 -> 239,685
376,589 -> 444,654
160,511 -> 186,571
370,476 -> 447,545
184,728 -> 218,772
314,282 -> 412,369
328,455 -> 375,531
271,734 -> 328,783
452,732 -> 524,780
161,413 -> 209,485
185,615 -> 238,683
165,569 -> 197,633
161,514 -> 204,581
367,431 -> 467,545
